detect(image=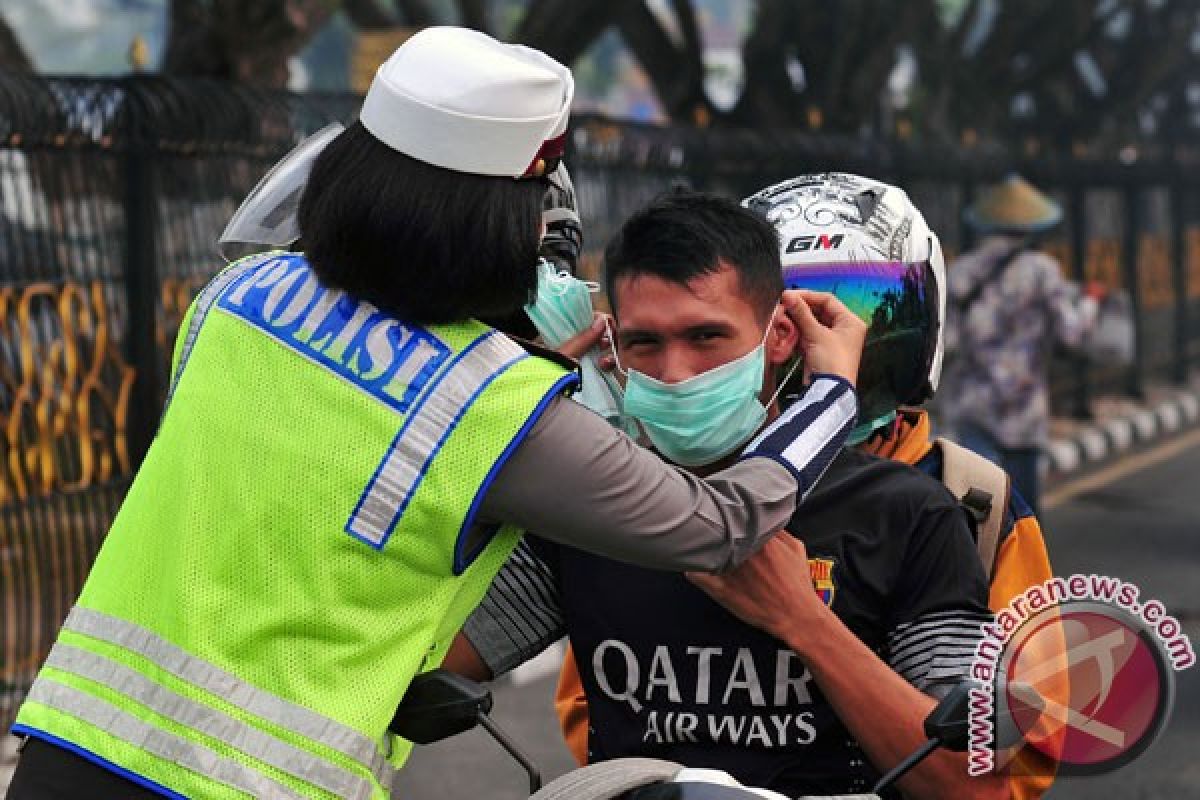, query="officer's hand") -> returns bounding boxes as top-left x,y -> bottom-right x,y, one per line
783,290 -> 865,386
556,312 -> 612,362
686,534 -> 825,644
